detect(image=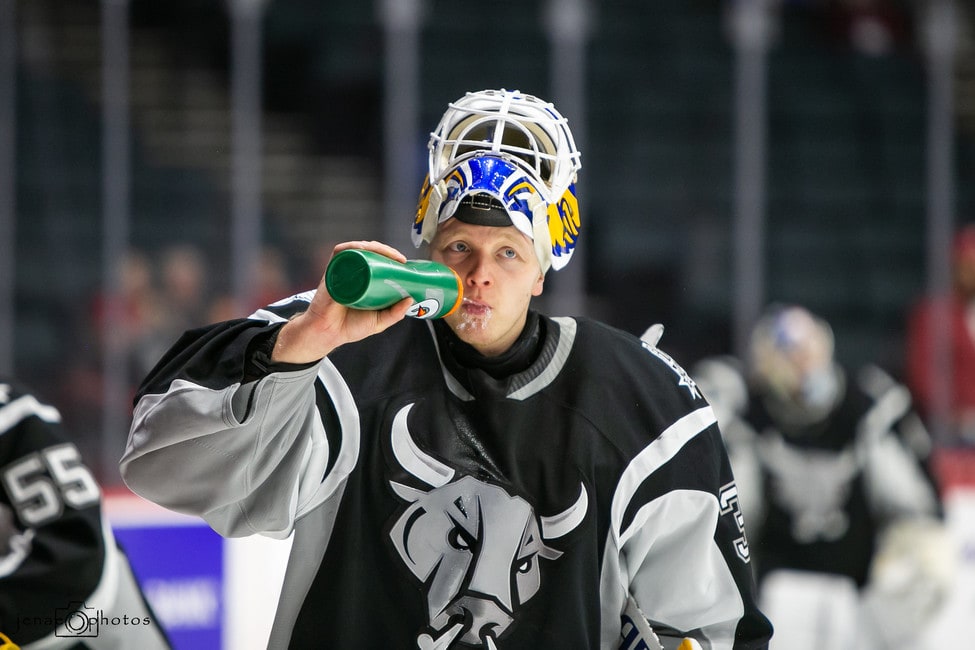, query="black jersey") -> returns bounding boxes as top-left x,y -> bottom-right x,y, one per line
740,366 -> 939,587
121,295 -> 771,649
0,378 -> 171,648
